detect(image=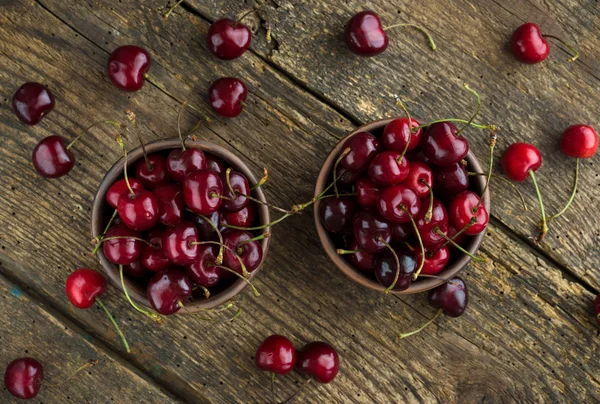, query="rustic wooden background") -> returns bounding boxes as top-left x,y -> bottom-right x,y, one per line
1,0 -> 599,402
